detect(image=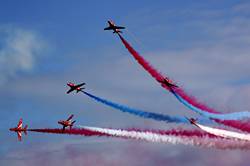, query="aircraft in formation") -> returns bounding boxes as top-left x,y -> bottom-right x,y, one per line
58,114 -> 76,130
9,118 -> 28,141
10,20 -> 196,142
66,82 -> 85,94
187,117 -> 199,127
159,77 -> 178,89
104,20 -> 125,34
